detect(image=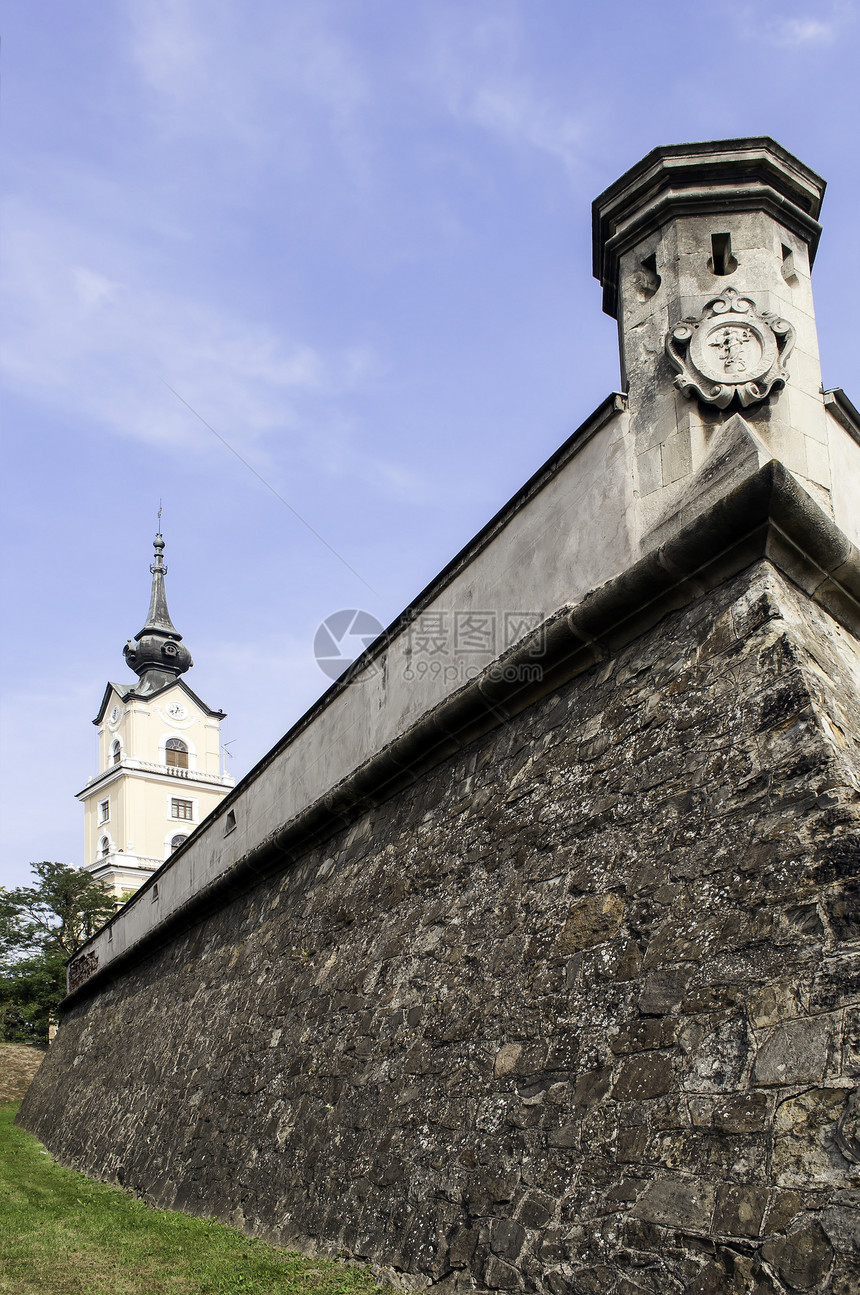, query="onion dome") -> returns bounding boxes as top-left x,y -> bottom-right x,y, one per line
123,533 -> 193,693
